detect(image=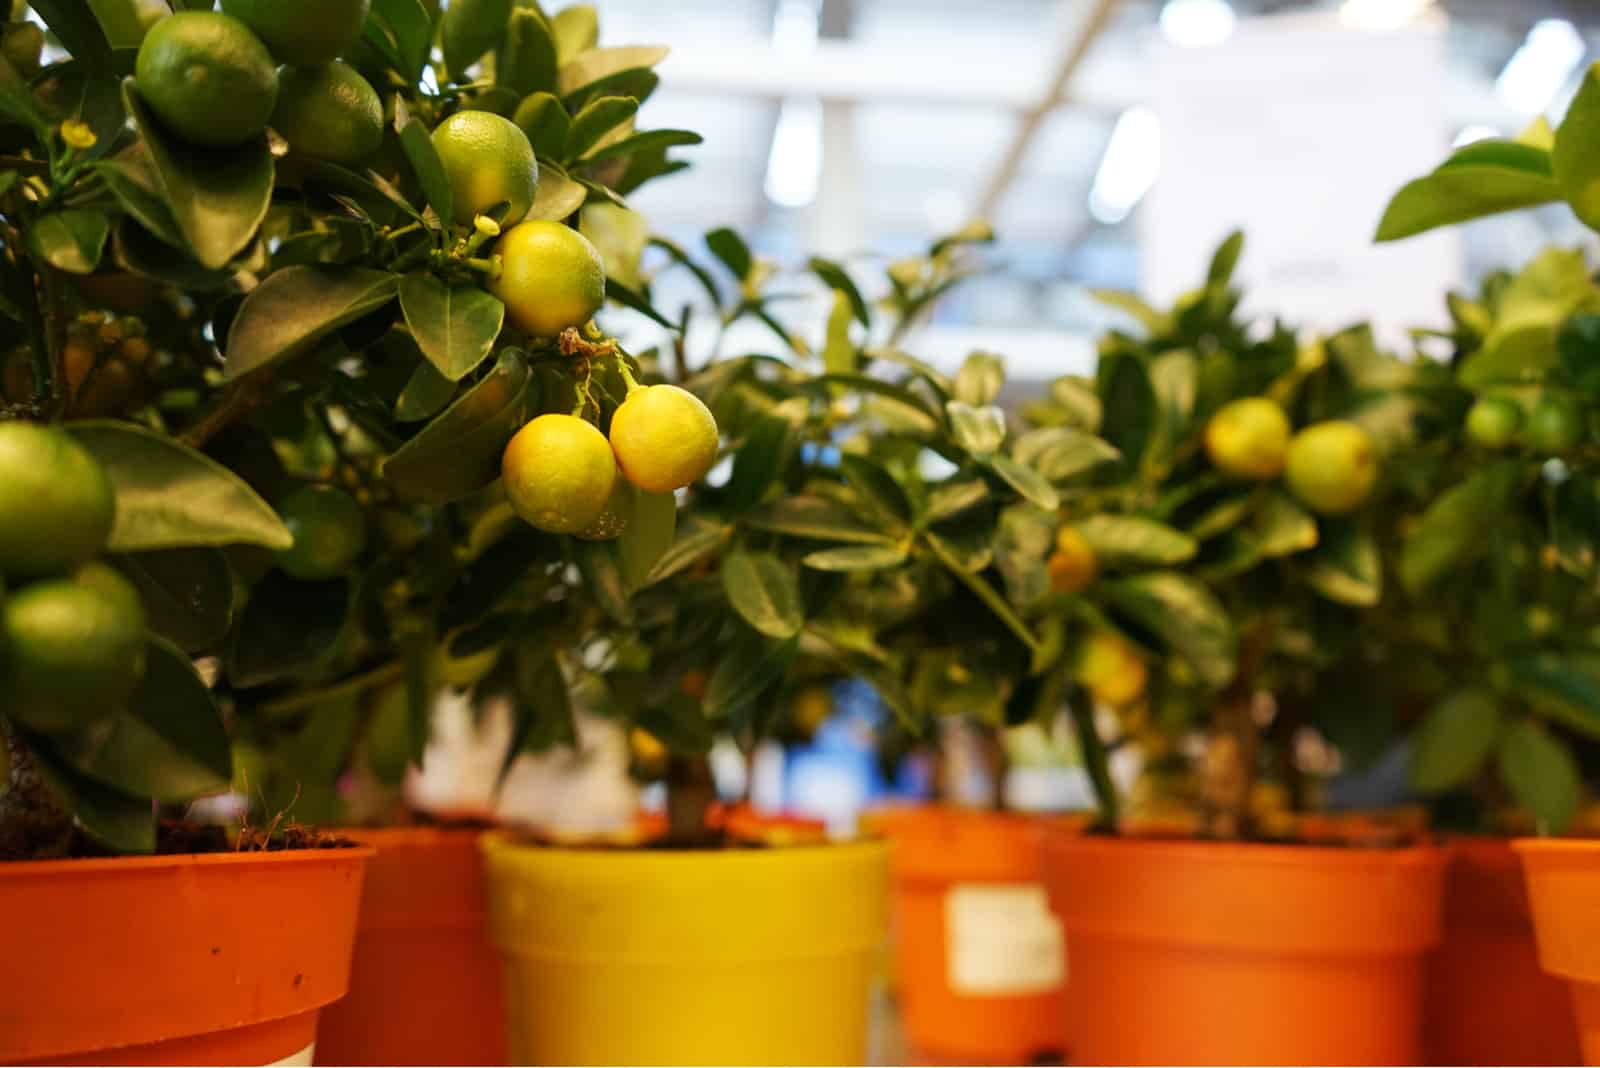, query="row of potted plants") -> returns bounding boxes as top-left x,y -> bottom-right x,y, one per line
5,0 -> 1600,1065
